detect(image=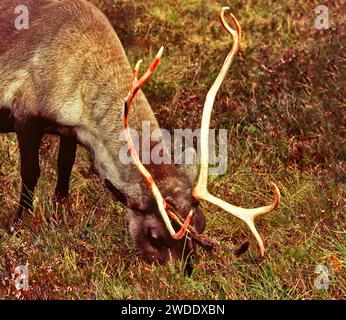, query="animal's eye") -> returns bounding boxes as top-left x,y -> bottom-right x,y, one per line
148,230 -> 166,247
